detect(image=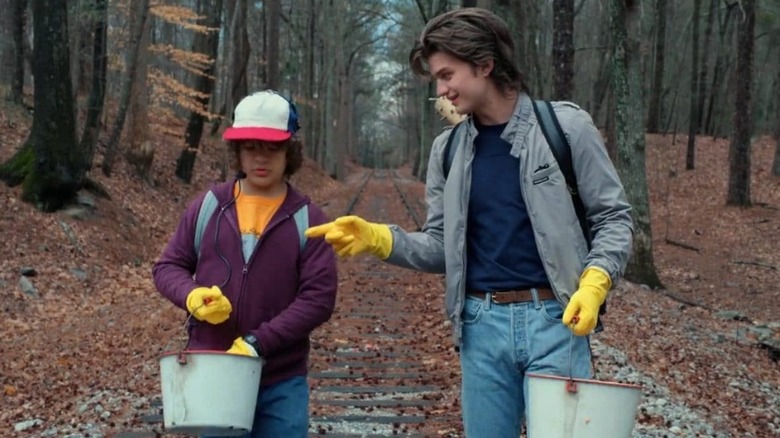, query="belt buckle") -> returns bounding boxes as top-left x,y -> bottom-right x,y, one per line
490,292 -> 504,304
